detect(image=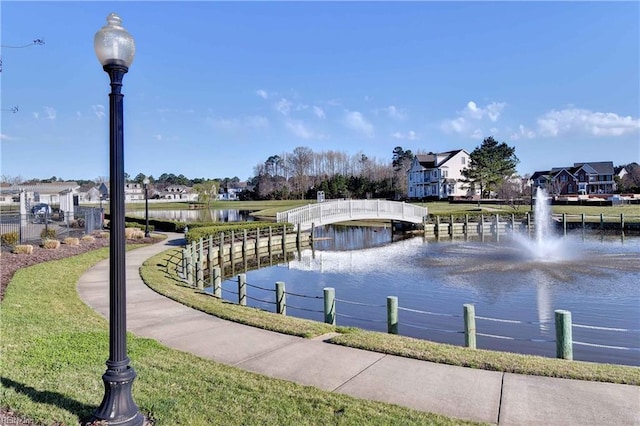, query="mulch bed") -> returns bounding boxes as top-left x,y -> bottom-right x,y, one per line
0,234 -> 158,425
